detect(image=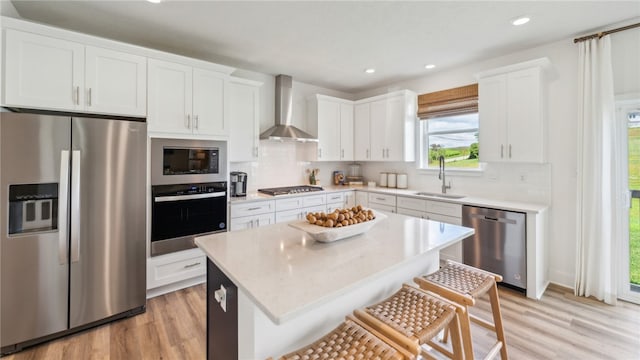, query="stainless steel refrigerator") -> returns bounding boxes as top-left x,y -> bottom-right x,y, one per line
0,109 -> 147,354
